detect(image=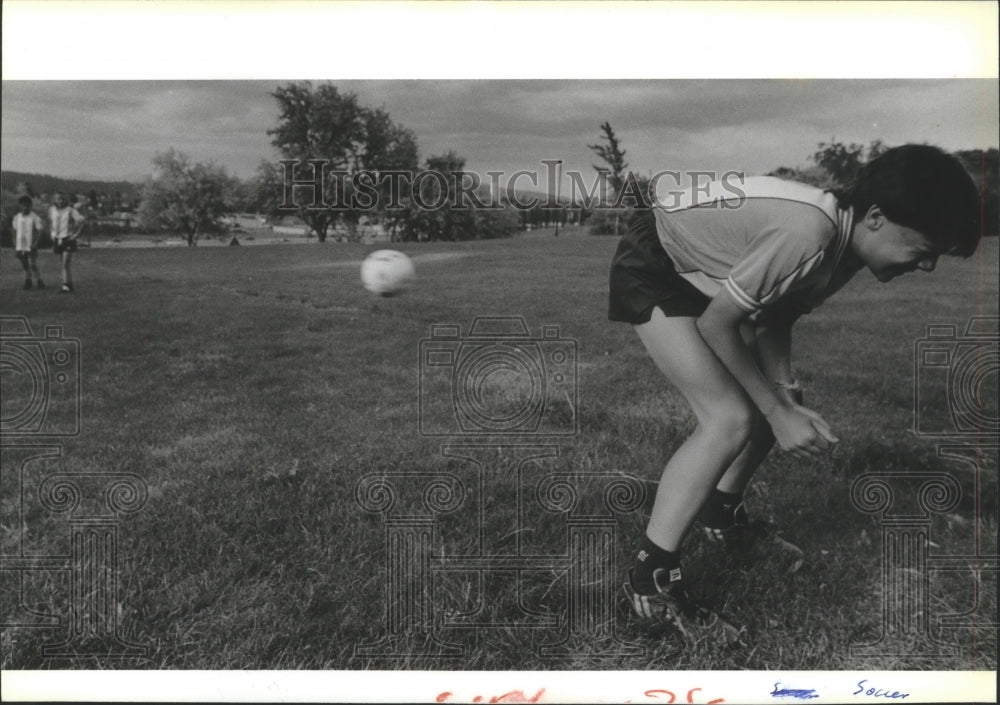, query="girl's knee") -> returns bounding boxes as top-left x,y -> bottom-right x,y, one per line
699,400 -> 755,446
